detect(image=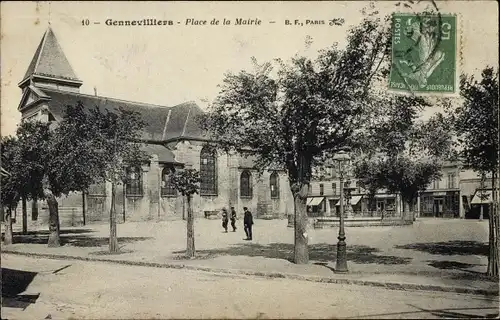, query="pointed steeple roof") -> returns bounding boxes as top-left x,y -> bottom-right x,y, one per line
20,27 -> 81,86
